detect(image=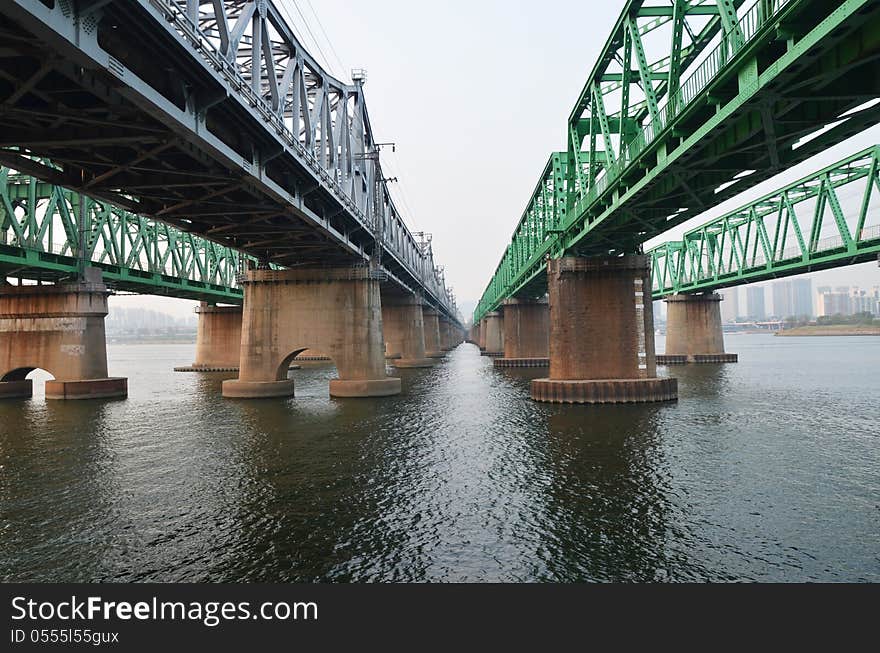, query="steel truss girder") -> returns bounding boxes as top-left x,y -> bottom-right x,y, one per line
475,0 -> 880,323
647,146 -> 880,296
0,167 -> 251,302
0,0 -> 460,323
